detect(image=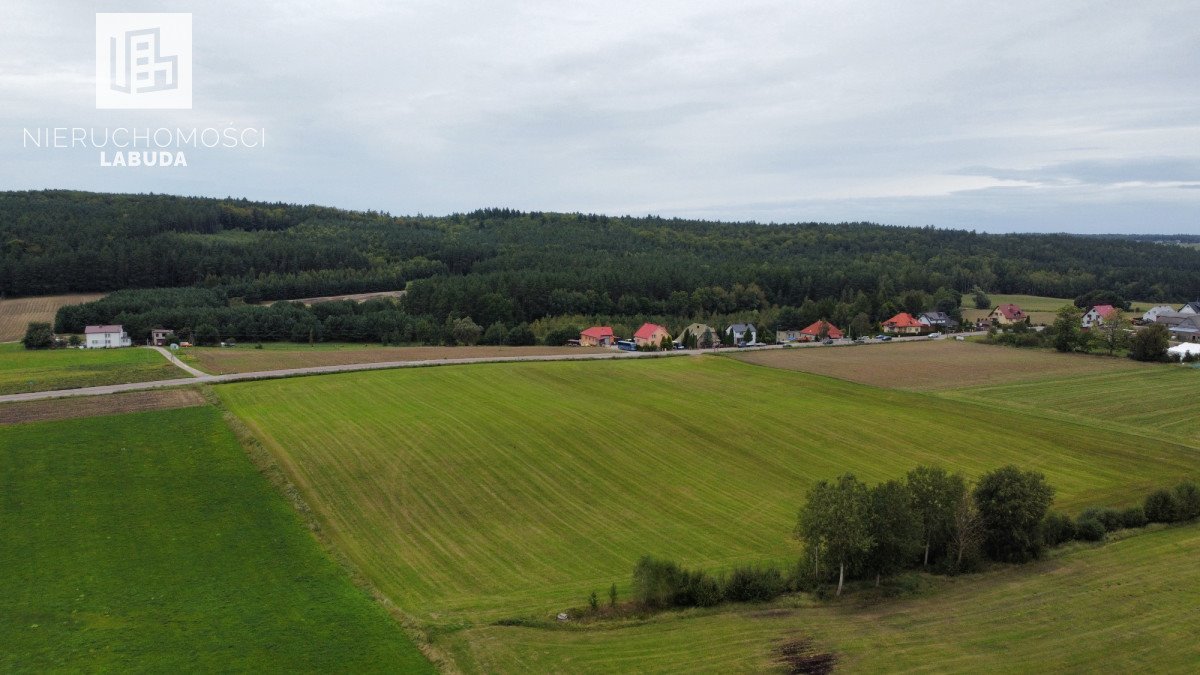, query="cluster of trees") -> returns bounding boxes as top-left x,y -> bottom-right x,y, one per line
623,470 -> 1200,617
7,191 -> 1200,330
797,466 -> 1054,596
984,306 -> 1171,362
